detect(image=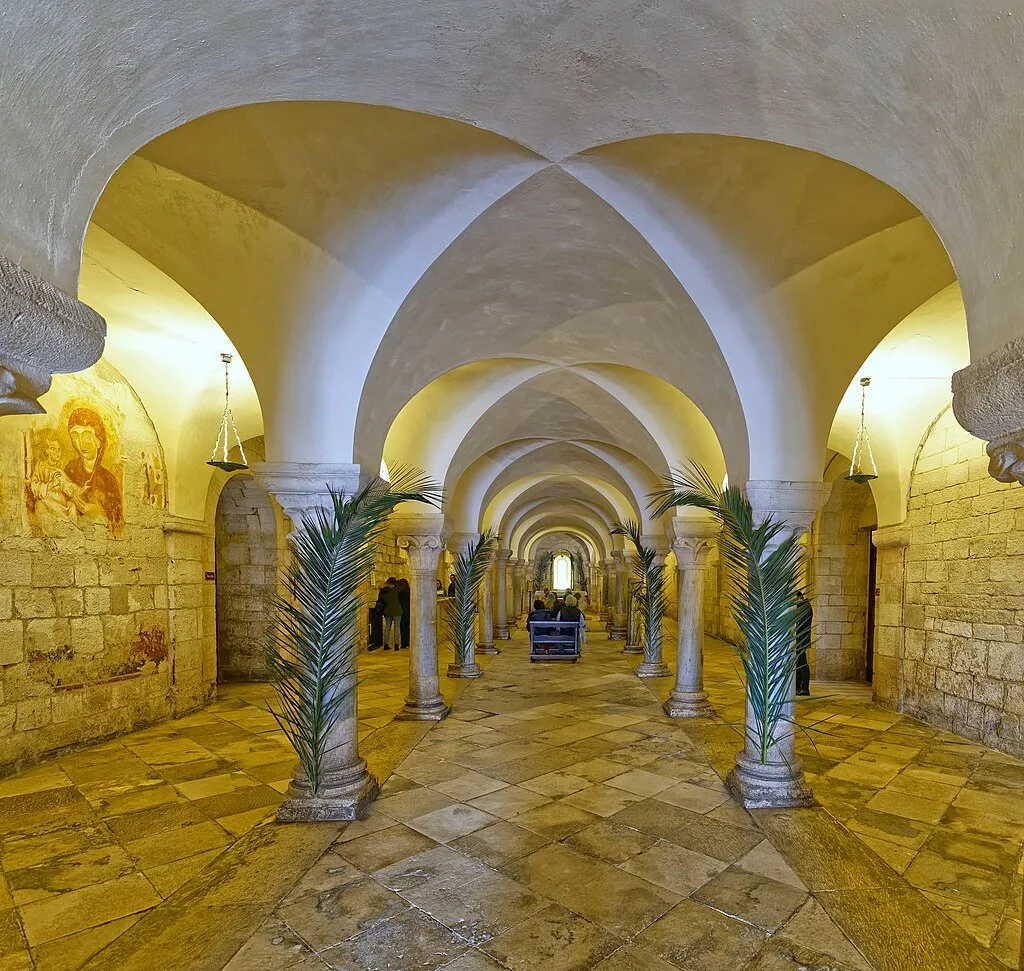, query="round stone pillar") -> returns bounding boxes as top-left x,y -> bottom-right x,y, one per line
728,480 -> 830,810
395,514 -> 449,721
607,556 -> 623,638
621,550 -> 643,655
251,461 -> 379,822
495,548 -> 510,640
665,517 -> 718,717
476,551 -> 500,655
507,556 -> 519,631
